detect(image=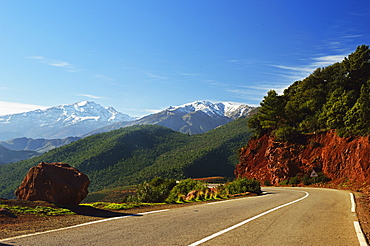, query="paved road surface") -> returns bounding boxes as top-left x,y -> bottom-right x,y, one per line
1,187 -> 363,245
